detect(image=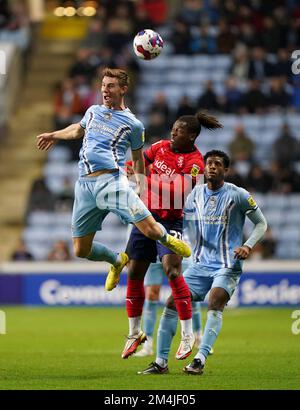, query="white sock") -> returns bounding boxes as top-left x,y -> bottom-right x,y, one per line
195,352 -> 206,364
129,316 -> 141,336
145,336 -> 153,348
156,357 -> 168,368
181,318 -> 193,337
